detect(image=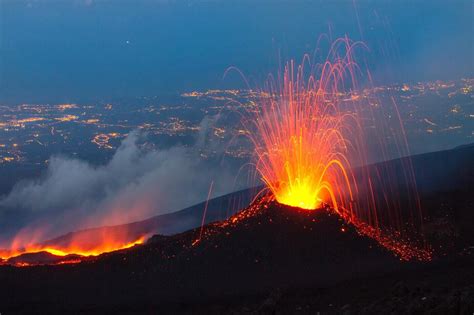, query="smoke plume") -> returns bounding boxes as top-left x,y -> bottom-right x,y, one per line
0,129 -> 245,246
